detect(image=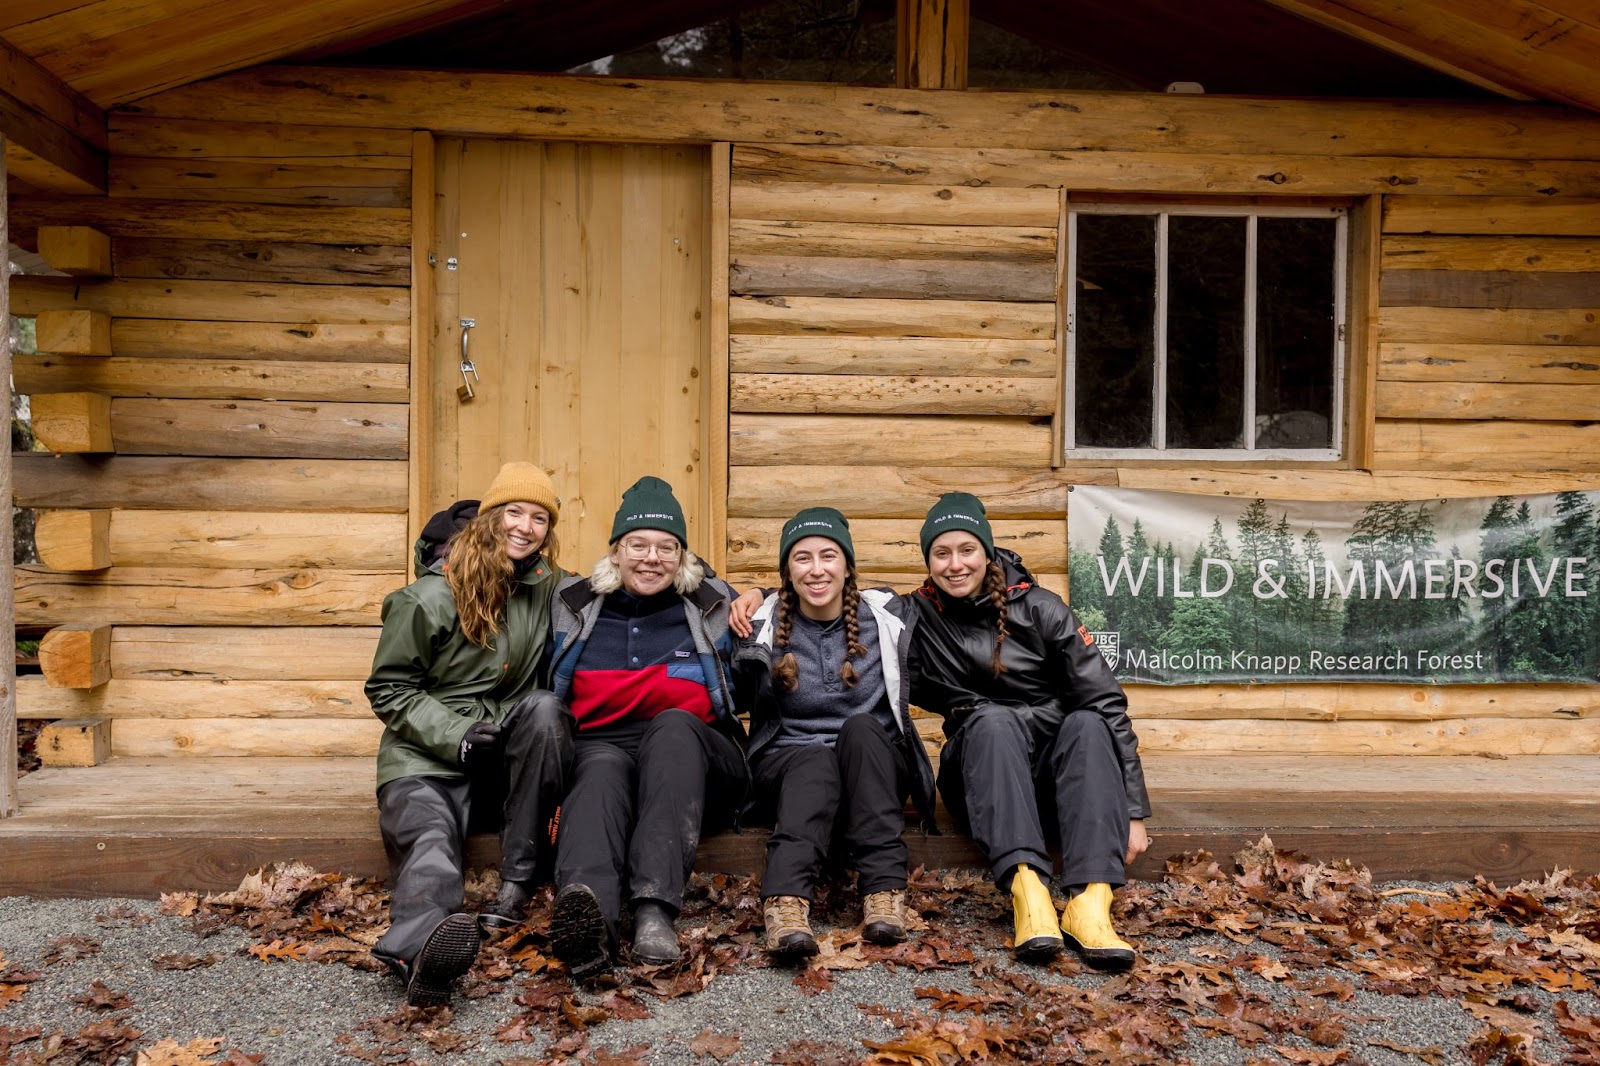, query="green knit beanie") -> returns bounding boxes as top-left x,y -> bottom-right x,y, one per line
610,476 -> 688,546
779,506 -> 855,571
920,492 -> 994,560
